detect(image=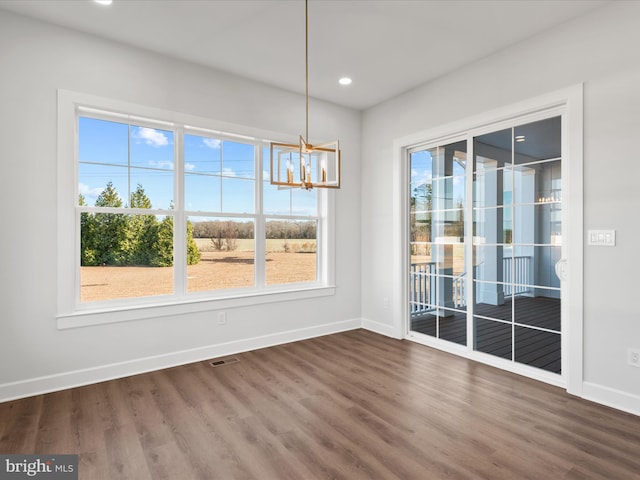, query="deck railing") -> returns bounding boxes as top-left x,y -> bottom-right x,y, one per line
453,271 -> 466,308
503,256 -> 532,296
409,262 -> 466,314
409,262 -> 436,315
410,255 -> 532,315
